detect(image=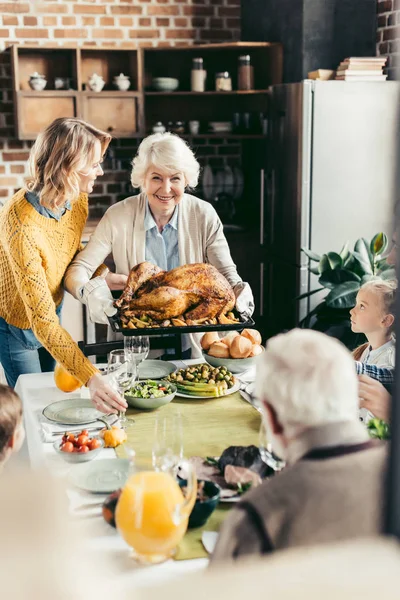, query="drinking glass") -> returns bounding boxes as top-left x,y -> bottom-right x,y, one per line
124,336 -> 150,378
107,349 -> 137,424
259,417 -> 285,472
152,412 -> 183,475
